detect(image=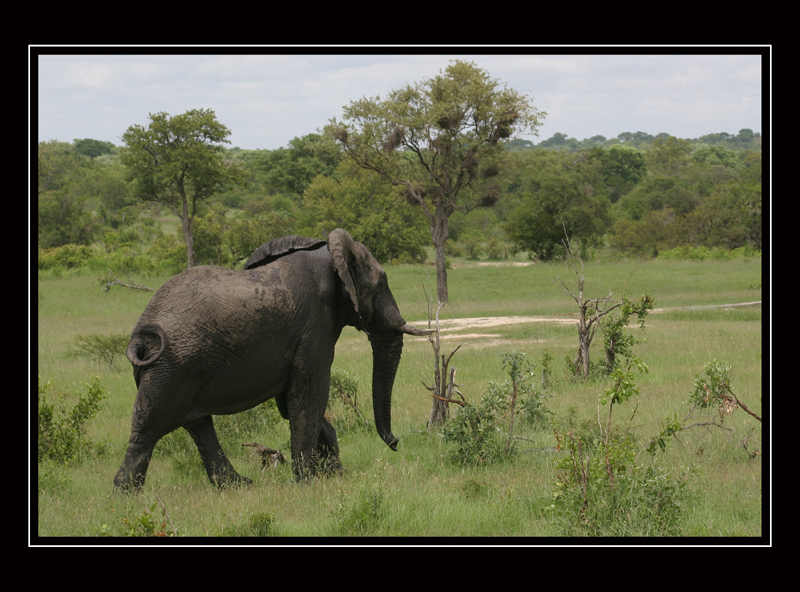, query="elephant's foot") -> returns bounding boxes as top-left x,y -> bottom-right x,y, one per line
291,453 -> 342,481
113,469 -> 146,494
211,469 -> 253,489
114,435 -> 155,493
